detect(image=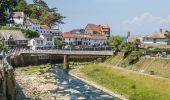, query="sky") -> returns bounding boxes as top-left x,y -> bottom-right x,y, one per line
27,0 -> 170,36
